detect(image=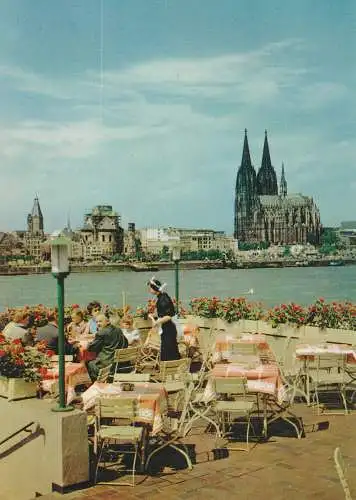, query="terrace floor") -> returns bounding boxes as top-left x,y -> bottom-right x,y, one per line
33,402 -> 356,500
